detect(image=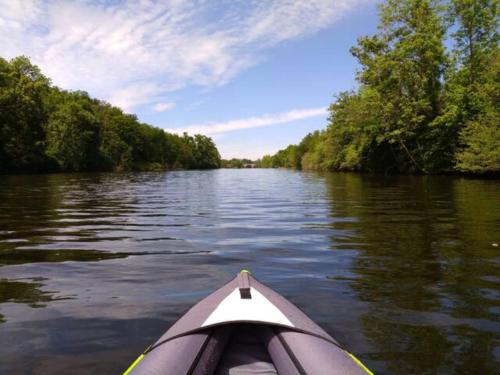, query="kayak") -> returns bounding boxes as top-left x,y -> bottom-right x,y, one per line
124,270 -> 372,375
